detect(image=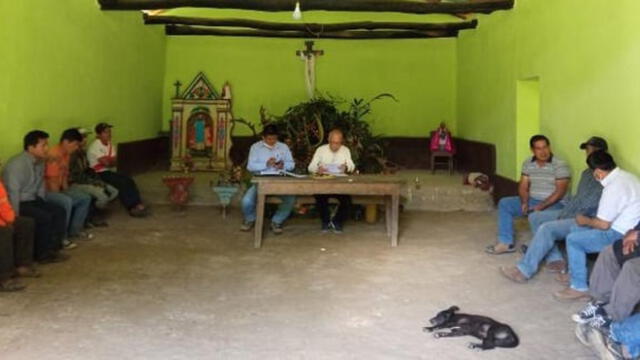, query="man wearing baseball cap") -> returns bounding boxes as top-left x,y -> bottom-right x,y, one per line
87,123 -> 148,218
501,136 -> 608,284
